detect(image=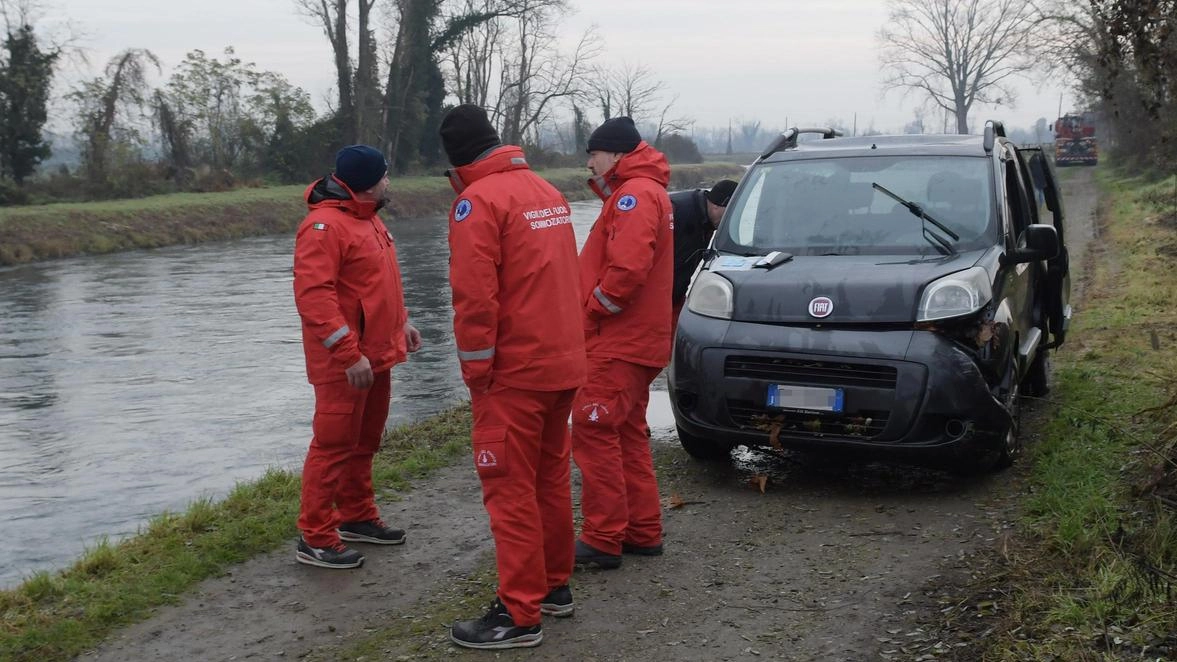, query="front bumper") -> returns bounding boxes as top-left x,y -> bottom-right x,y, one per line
670,312 -> 1009,462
